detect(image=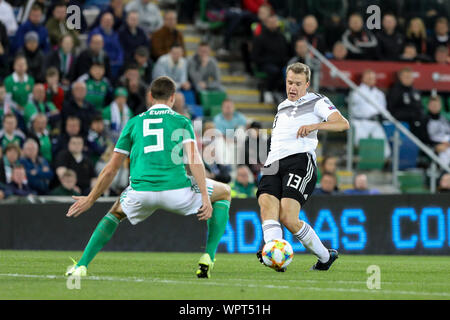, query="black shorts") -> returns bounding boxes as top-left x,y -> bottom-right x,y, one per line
256,153 -> 317,206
